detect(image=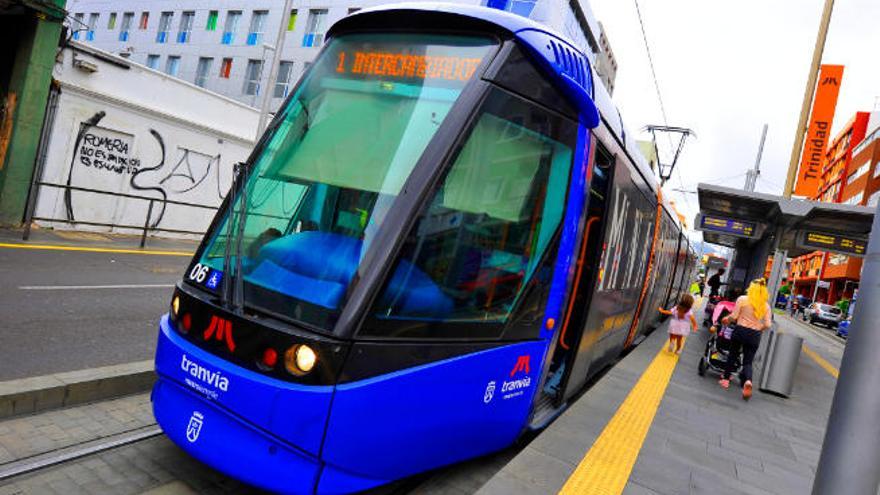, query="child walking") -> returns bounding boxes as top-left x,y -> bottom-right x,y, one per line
658,294 -> 697,354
